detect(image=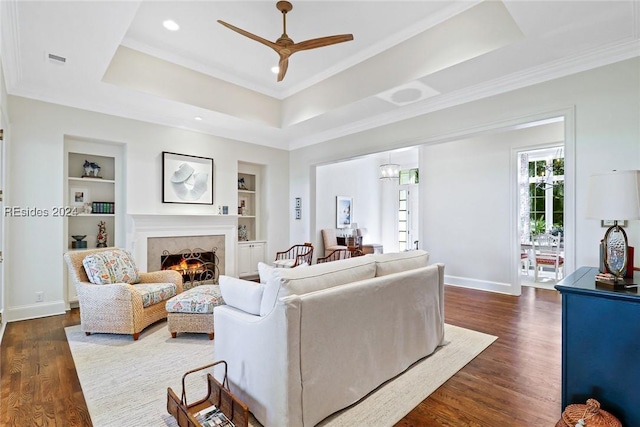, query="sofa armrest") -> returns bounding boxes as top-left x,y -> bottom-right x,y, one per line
214,300 -> 303,427
75,281 -> 138,302
139,270 -> 183,294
